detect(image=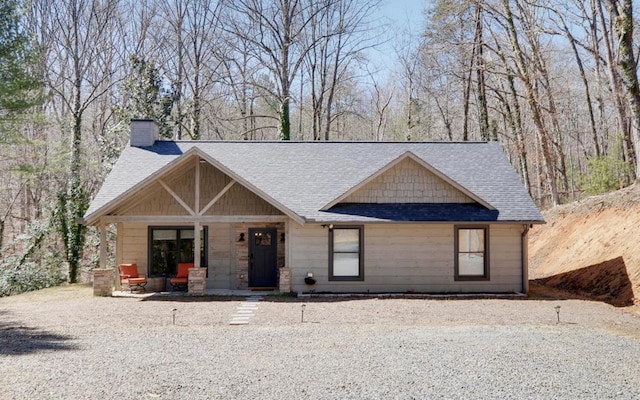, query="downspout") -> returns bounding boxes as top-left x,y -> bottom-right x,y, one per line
521,224 -> 531,294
